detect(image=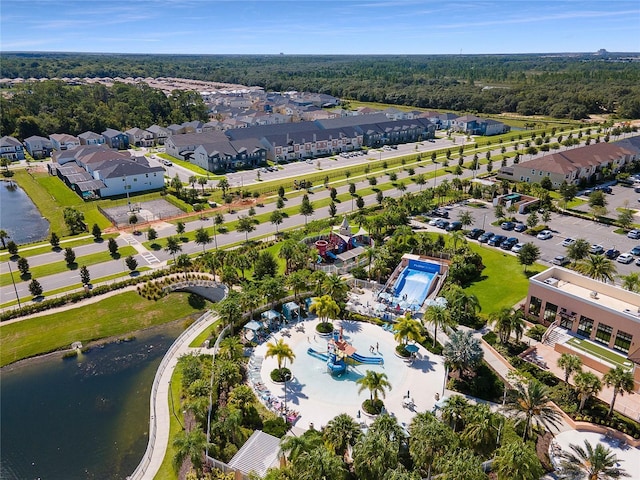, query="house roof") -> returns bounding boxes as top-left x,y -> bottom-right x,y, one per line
146,125 -> 169,135
0,136 -> 22,147
24,135 -> 51,144
315,113 -> 389,130
102,128 -> 124,138
78,131 -> 103,140
518,142 -> 636,175
49,133 -> 79,143
227,430 -> 281,477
